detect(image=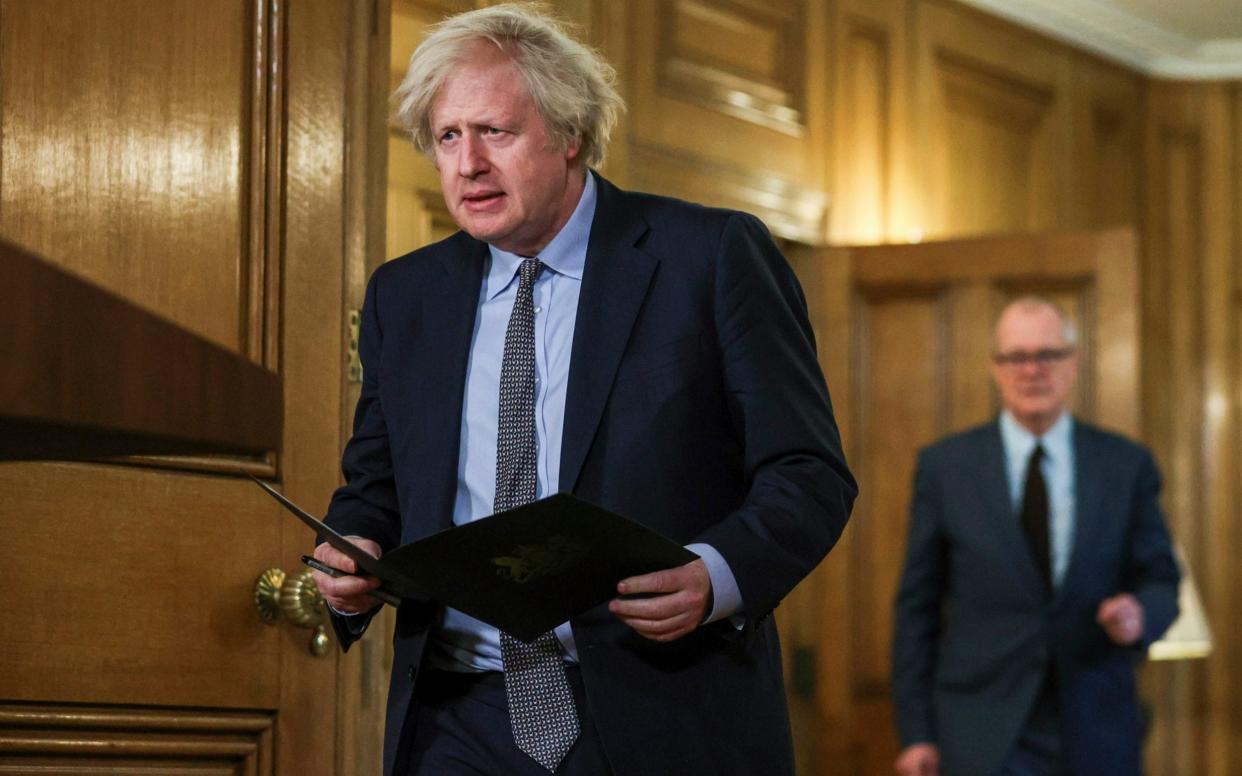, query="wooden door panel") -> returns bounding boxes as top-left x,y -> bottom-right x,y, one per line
0,0 -> 274,358
631,0 -> 818,174
0,465 -> 282,708
623,0 -> 831,243
795,228 -> 1139,775
850,292 -> 944,688
0,0 -> 286,719
912,2 -> 1073,238
0,1 -> 386,774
